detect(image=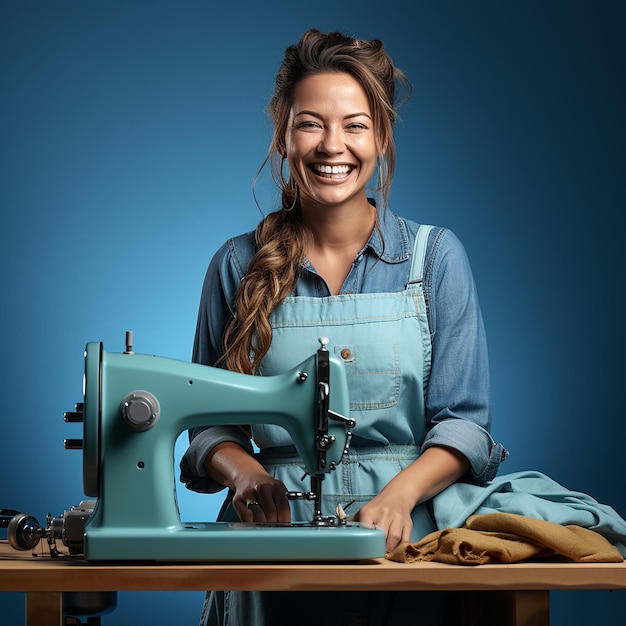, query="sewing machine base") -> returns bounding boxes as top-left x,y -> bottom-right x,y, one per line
83,521 -> 386,561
